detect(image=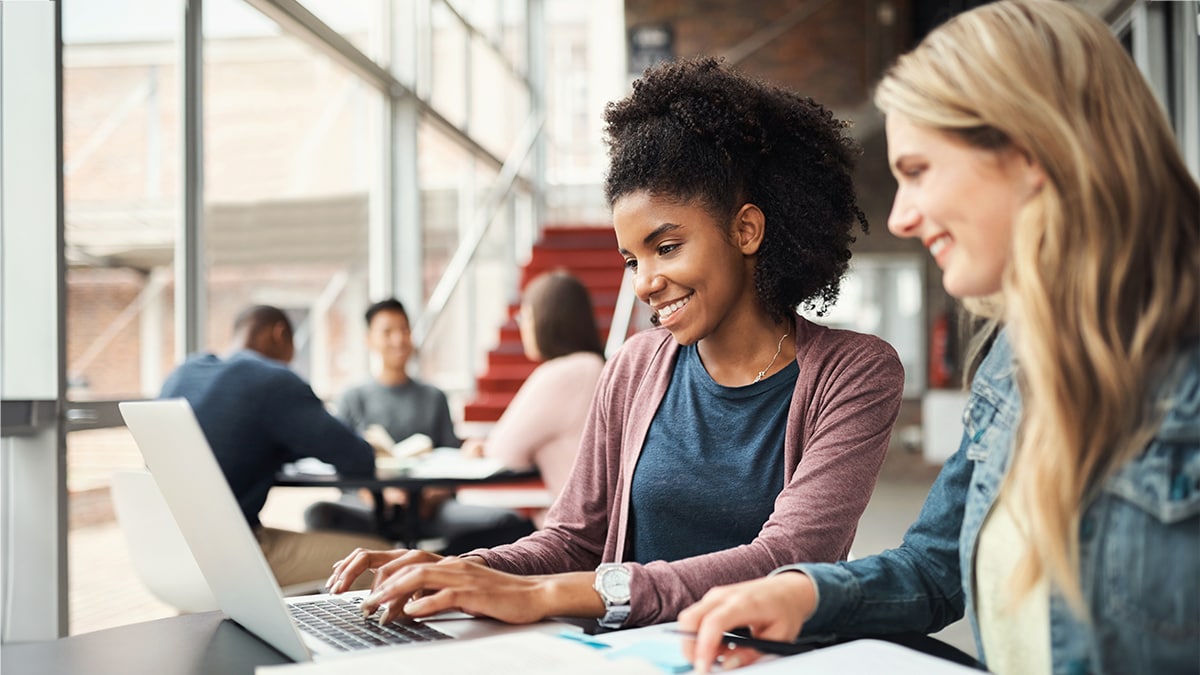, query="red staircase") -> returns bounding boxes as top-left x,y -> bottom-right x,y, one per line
462,226 -> 626,423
